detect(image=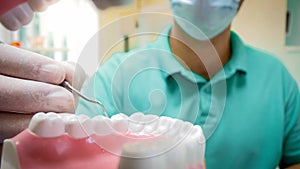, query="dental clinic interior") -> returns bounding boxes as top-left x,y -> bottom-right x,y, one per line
0,0 -> 300,169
